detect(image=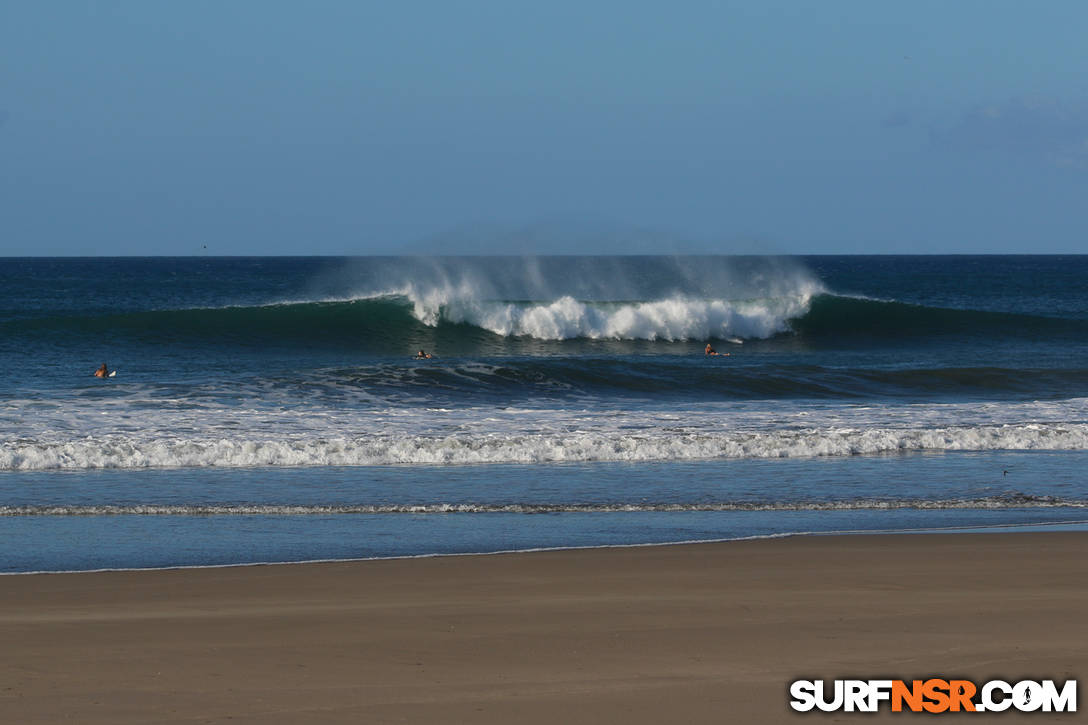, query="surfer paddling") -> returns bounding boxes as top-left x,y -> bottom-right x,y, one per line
705,343 -> 729,357
414,349 -> 433,360
93,363 -> 110,378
